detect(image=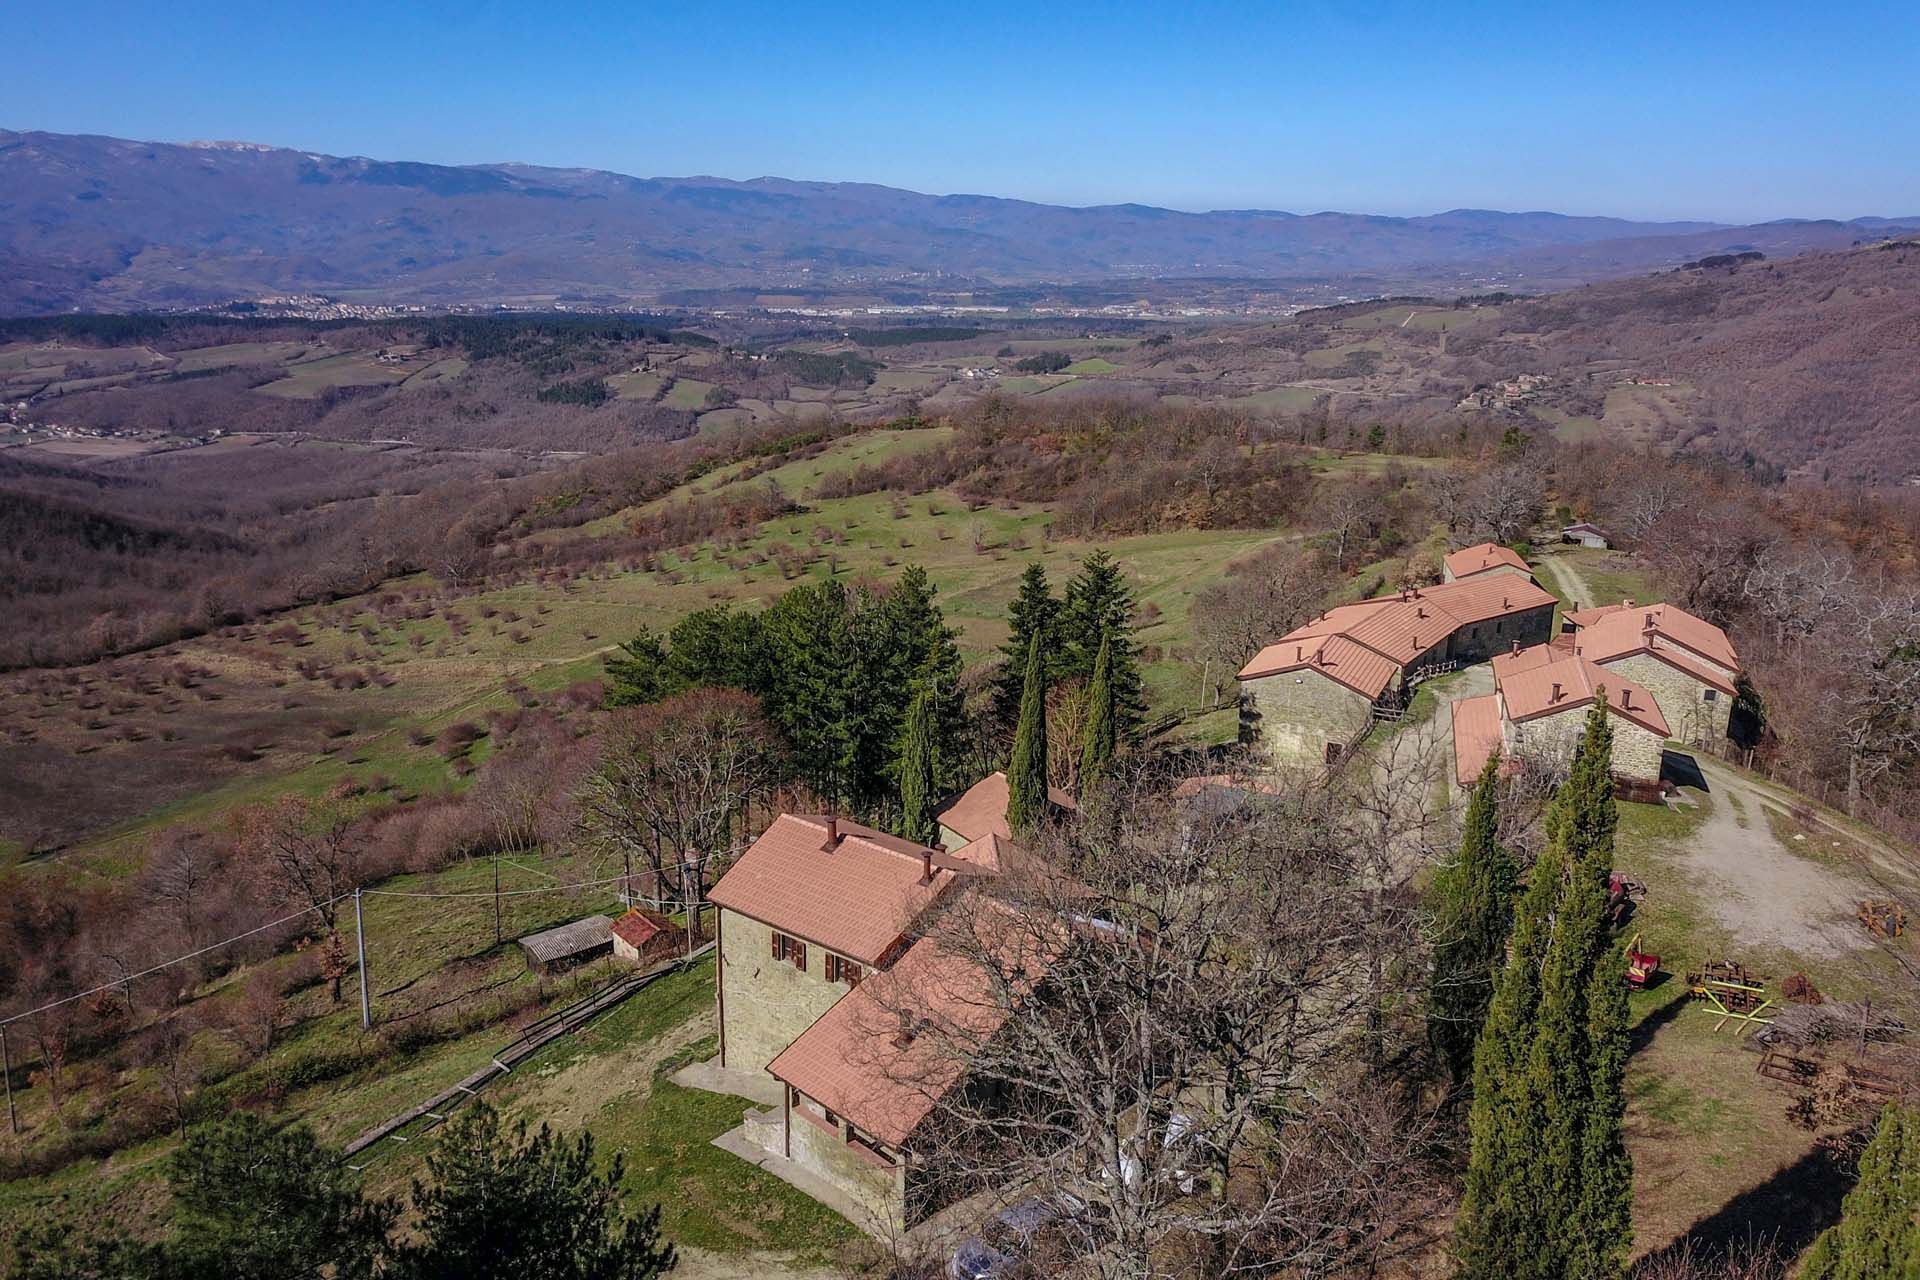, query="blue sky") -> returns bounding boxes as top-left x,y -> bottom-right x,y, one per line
9,0 -> 1918,222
